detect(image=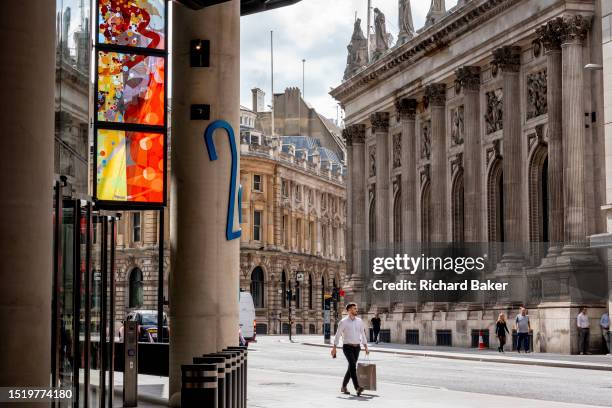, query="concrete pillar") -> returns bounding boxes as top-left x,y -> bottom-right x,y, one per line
169,0 -> 240,399
455,67 -> 482,242
396,99 -> 418,244
0,0 -> 55,390
560,15 -> 591,249
493,46 -> 523,259
371,112 -> 390,246
425,84 -> 447,243
537,20 -> 564,250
